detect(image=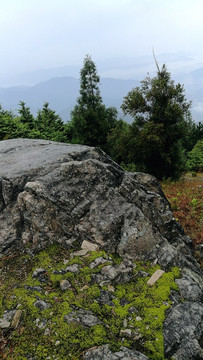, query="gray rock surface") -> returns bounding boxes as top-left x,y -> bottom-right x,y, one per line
0,318 -> 11,328
0,138 -> 195,267
0,310 -> 16,328
0,138 -> 202,359
96,289 -> 116,306
176,275 -> 203,302
34,300 -> 50,311
64,263 -> 80,273
64,309 -> 101,327
24,285 -> 43,292
101,263 -> 133,283
83,344 -> 150,360
32,268 -> 47,277
164,302 -> 203,359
